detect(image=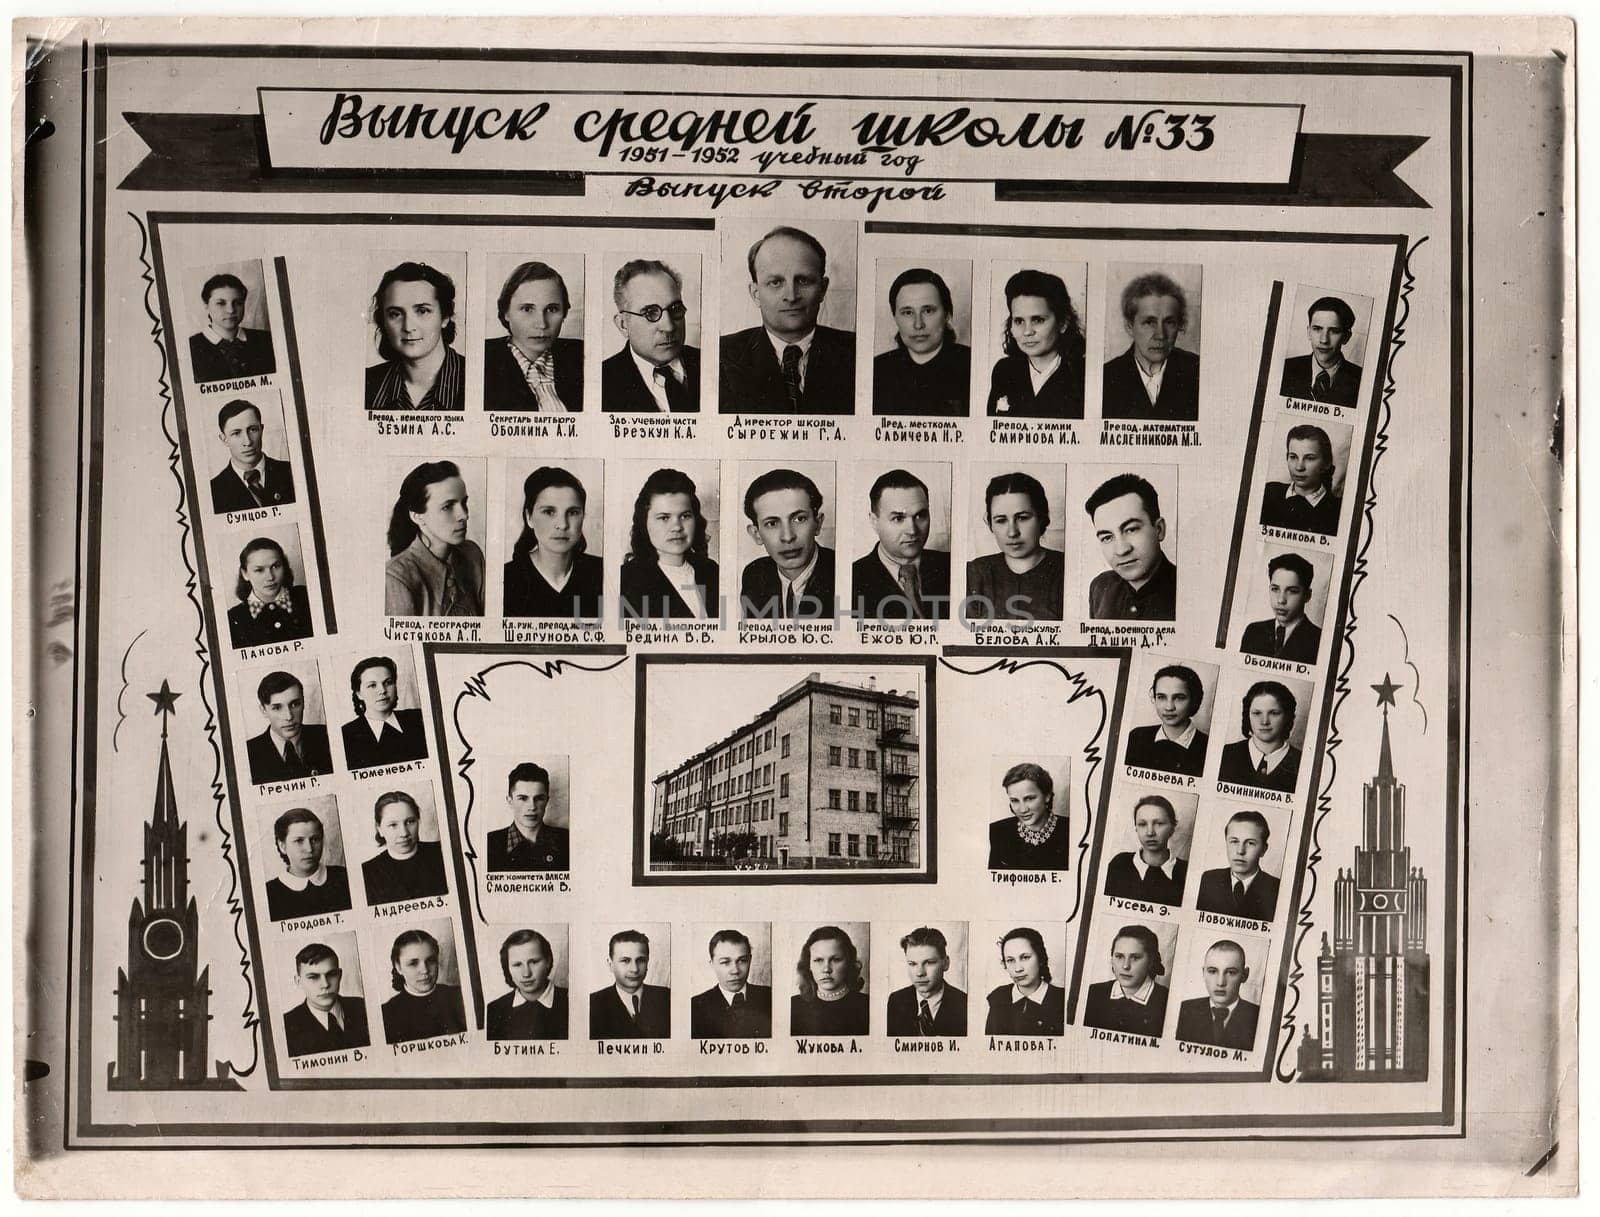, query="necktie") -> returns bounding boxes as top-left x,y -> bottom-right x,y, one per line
1233,879 -> 1247,912
1211,1005 -> 1228,1041
631,994 -> 641,1019
732,990 -> 747,1007
654,365 -> 689,412
243,467 -> 268,507
1257,754 -> 1269,775
898,563 -> 924,620
782,581 -> 796,620
781,344 -> 803,408
284,740 -> 307,778
918,999 -> 935,1036
1314,370 -> 1332,399
1274,624 -> 1286,656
